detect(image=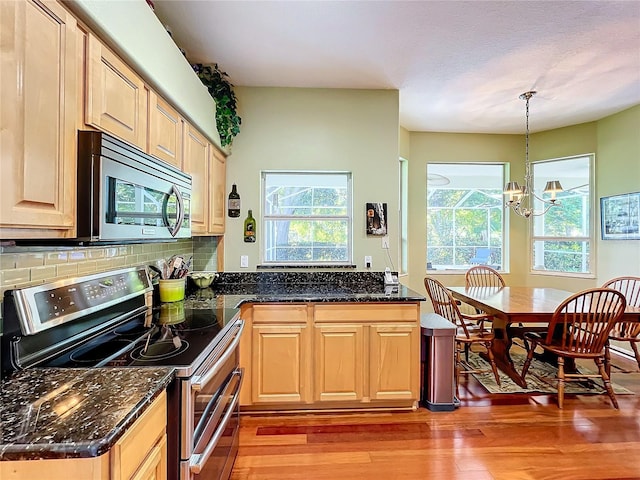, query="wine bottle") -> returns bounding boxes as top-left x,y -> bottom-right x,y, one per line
228,184 -> 241,217
244,209 -> 256,243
